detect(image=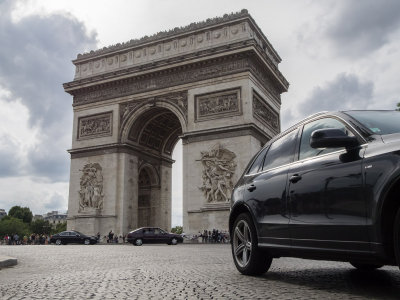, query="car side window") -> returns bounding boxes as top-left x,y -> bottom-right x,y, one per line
143,228 -> 154,235
262,129 -> 298,171
299,118 -> 353,160
247,147 -> 268,175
